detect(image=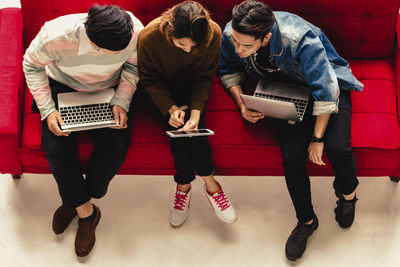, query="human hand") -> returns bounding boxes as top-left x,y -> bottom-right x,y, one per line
111,105 -> 128,129
181,110 -> 200,131
46,110 -> 69,136
240,104 -> 264,123
169,107 -> 185,128
308,141 -> 326,166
